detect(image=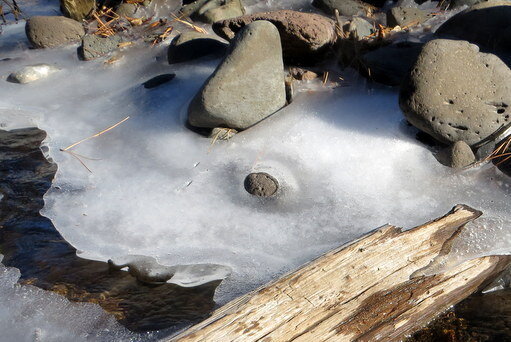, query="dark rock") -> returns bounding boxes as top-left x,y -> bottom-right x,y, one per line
244,172 -> 279,197
167,31 -> 227,64
436,2 -> 511,58
387,6 -> 429,27
143,74 -> 176,89
25,16 -> 85,49
116,3 -> 145,18
182,0 -> 245,24
400,39 -> 511,146
312,0 -> 374,17
60,0 -> 95,21
436,141 -> 476,168
360,42 -> 423,86
79,34 -> 122,60
188,21 -> 286,130
213,10 -> 337,65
